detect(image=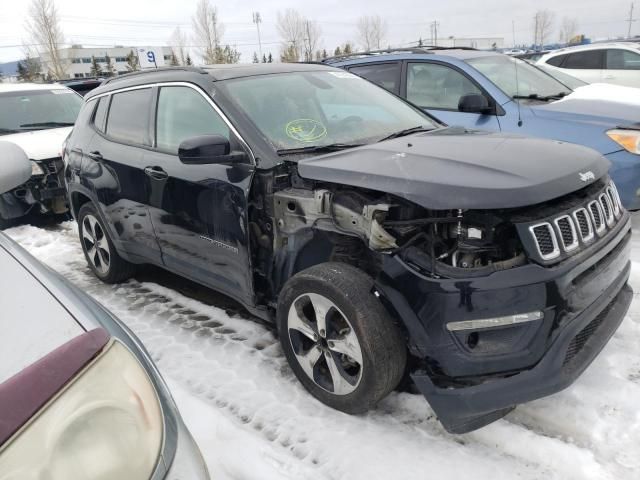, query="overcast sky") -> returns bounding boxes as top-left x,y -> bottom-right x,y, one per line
0,0 -> 637,63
